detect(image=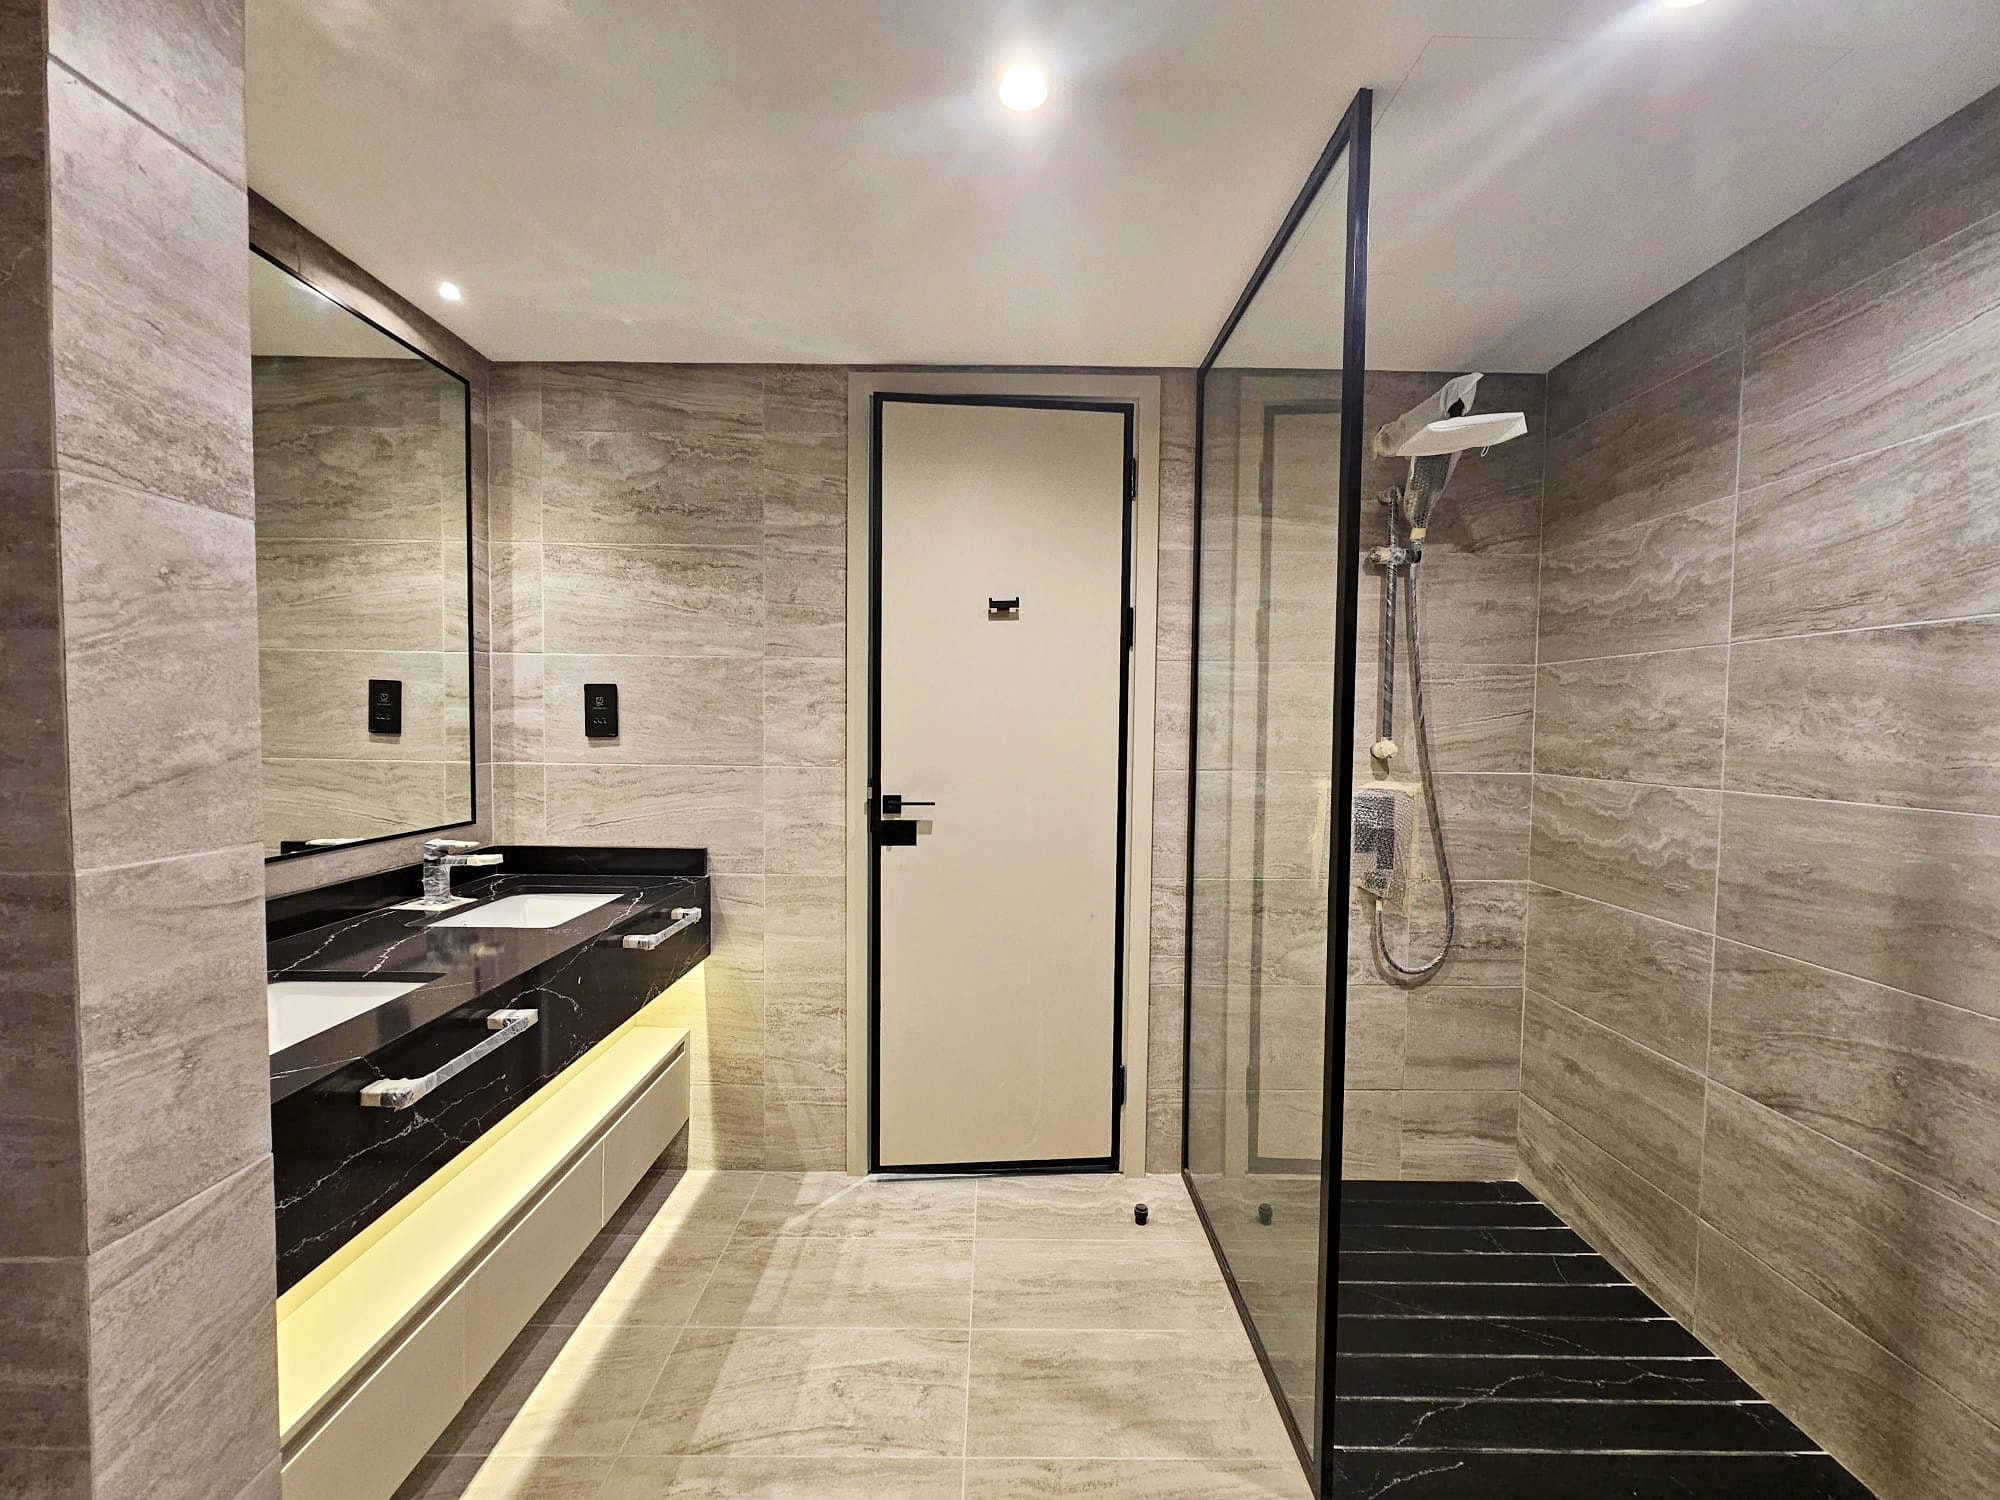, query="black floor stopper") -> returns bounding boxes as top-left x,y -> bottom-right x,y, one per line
1258,1202 -> 1273,1225
1134,1203 -> 1148,1225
